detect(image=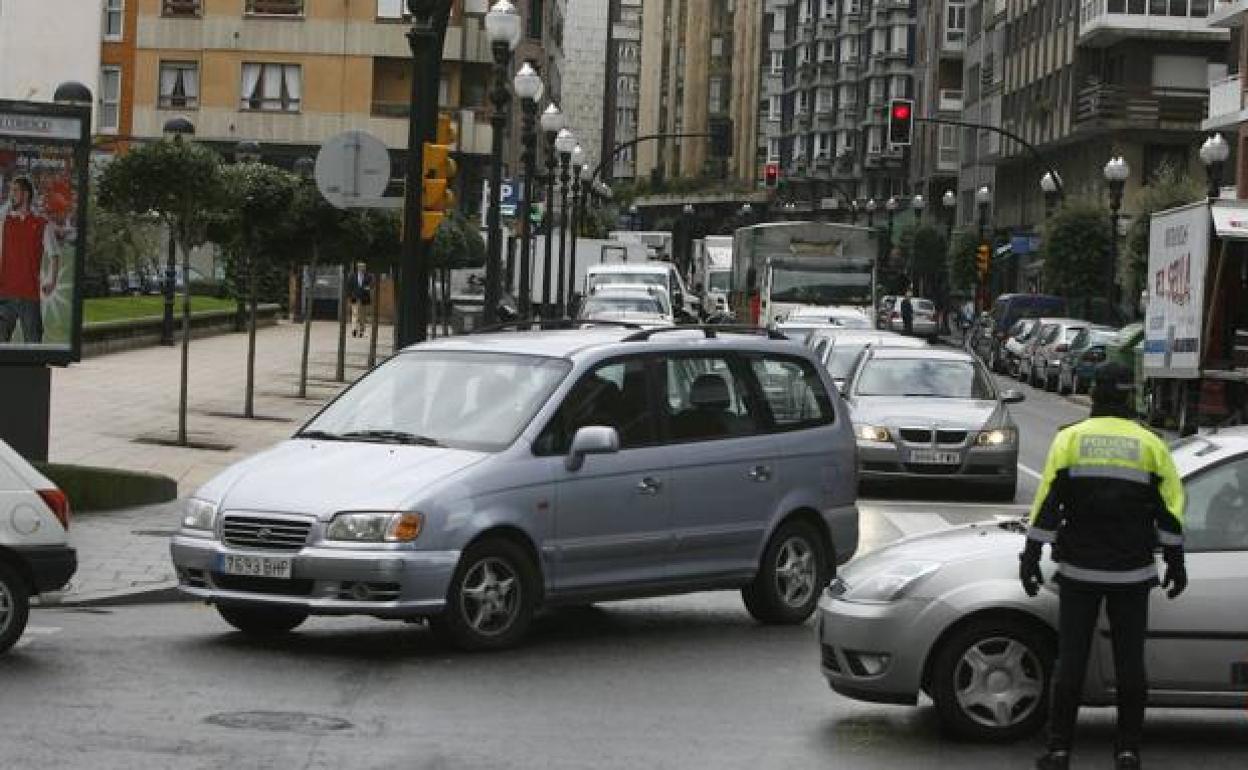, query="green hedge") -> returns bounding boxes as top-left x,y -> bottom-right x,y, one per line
34,463 -> 177,513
